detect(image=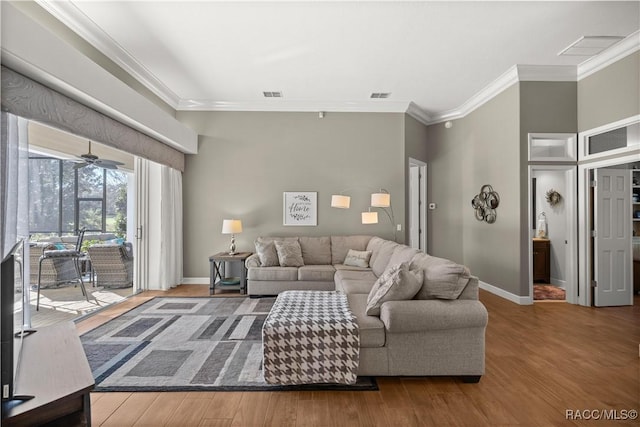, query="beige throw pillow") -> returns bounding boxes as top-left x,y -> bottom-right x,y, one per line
366,262 -> 423,316
414,263 -> 470,300
343,249 -> 372,268
254,240 -> 280,267
274,240 -> 305,267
